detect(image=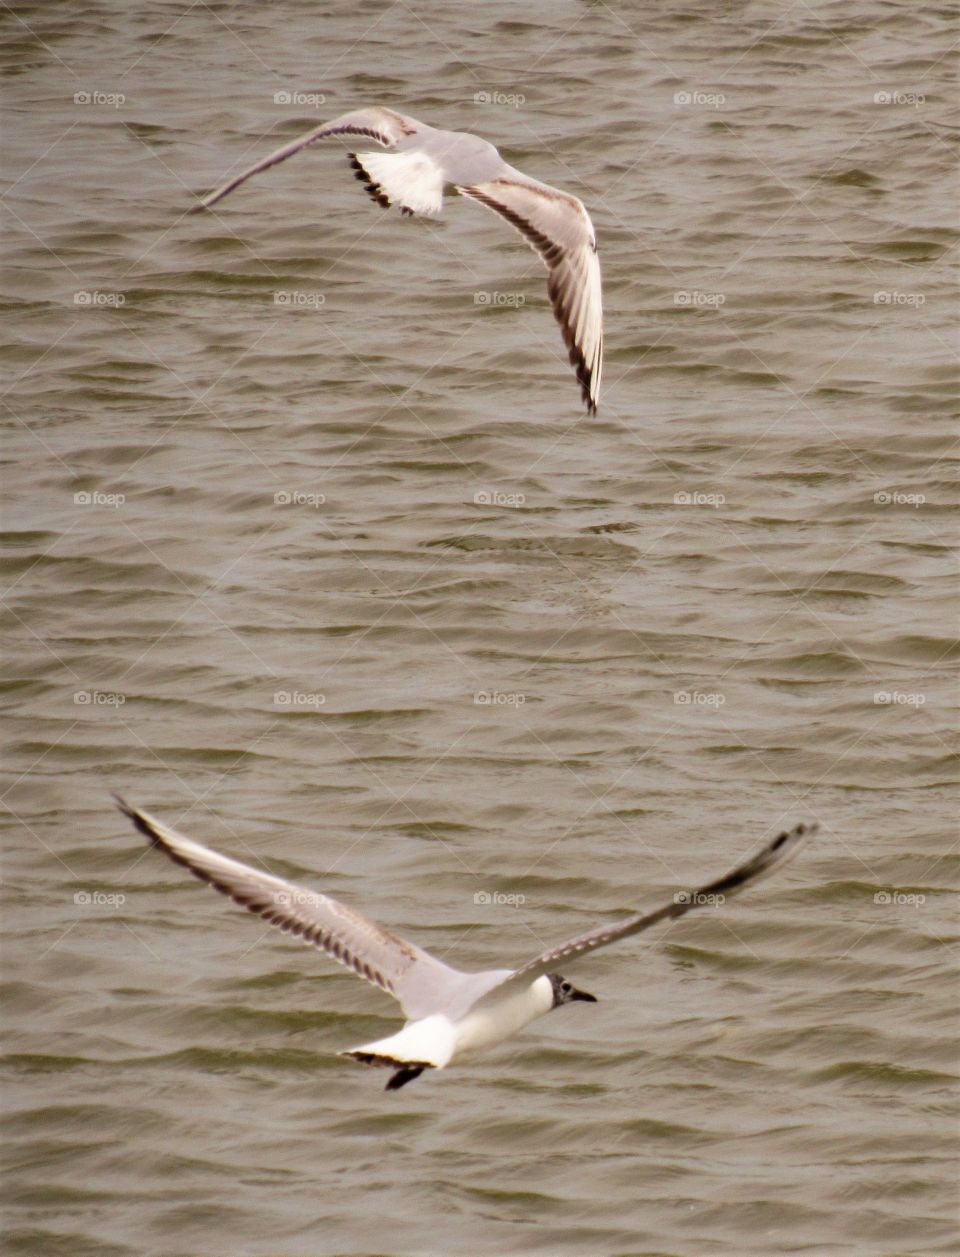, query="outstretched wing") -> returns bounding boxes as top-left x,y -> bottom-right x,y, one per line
457,172 -> 603,413
115,797 -> 463,1019
192,106 -> 428,210
473,821 -> 816,1008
